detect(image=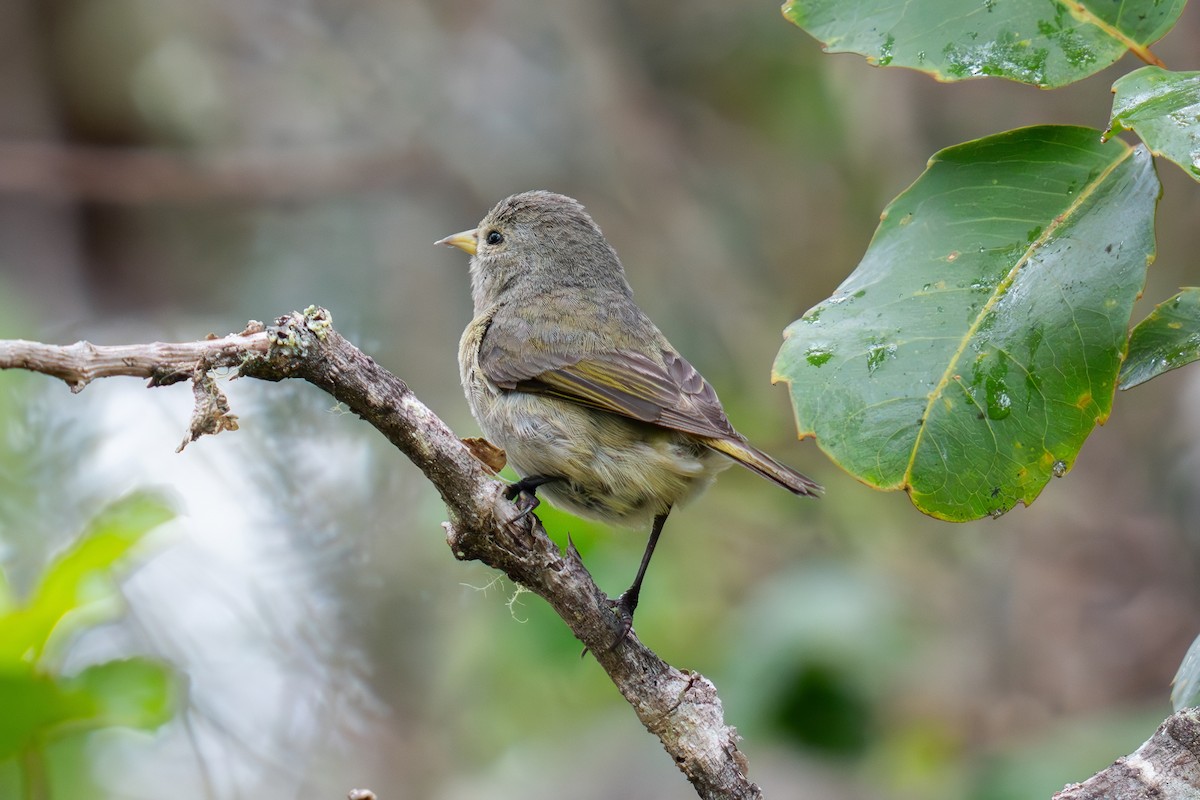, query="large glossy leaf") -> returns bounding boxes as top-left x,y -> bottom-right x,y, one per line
1108,67 -> 1200,182
774,126 -> 1159,521
1119,288 -> 1200,390
782,0 -> 1183,89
